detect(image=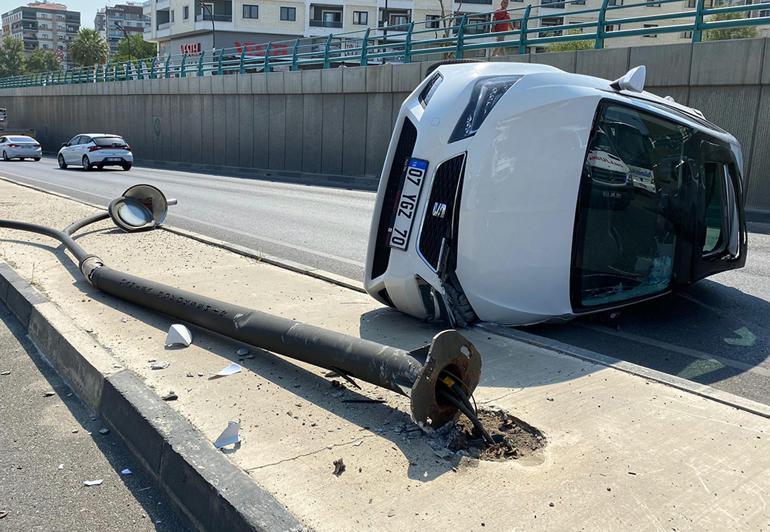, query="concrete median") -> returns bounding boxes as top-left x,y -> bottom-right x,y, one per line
1,178 -> 769,530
